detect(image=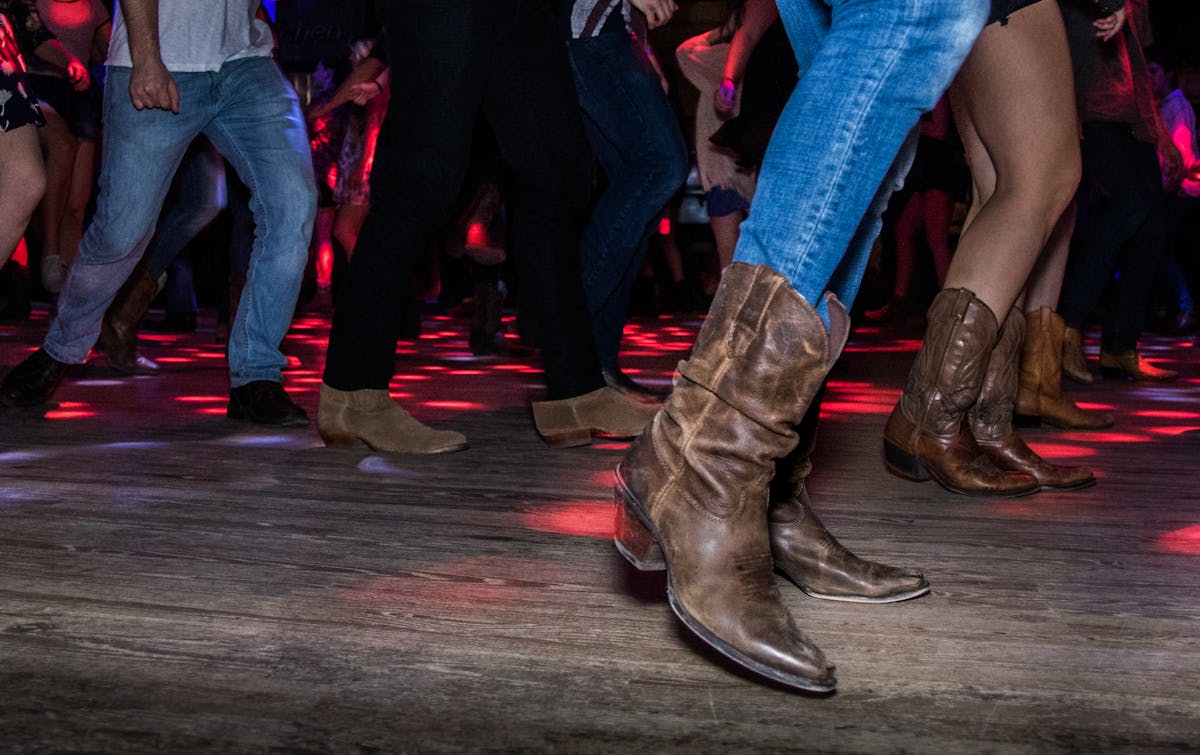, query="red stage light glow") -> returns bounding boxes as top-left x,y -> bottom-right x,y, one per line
1158,525 -> 1200,555
520,501 -> 613,539
422,401 -> 484,411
